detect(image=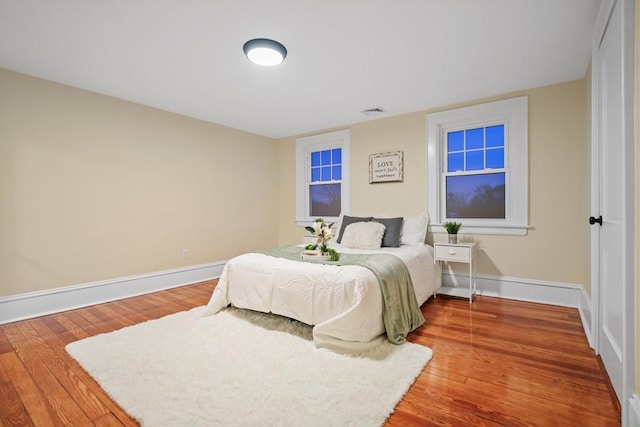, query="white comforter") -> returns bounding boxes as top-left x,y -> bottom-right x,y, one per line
202,244 -> 441,352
